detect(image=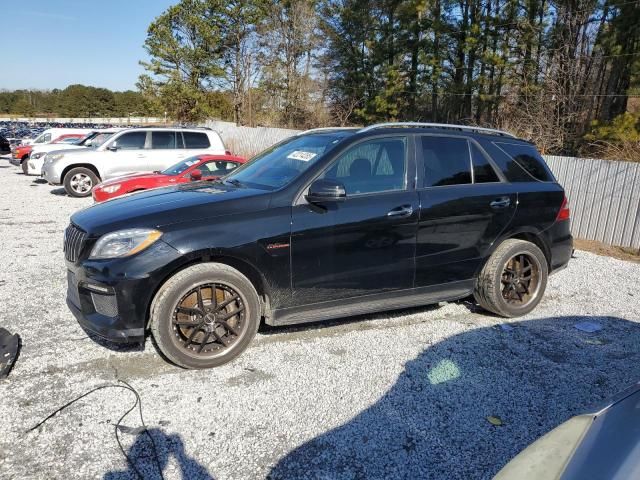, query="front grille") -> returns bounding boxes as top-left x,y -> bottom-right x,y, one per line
64,224 -> 87,262
91,292 -> 118,317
